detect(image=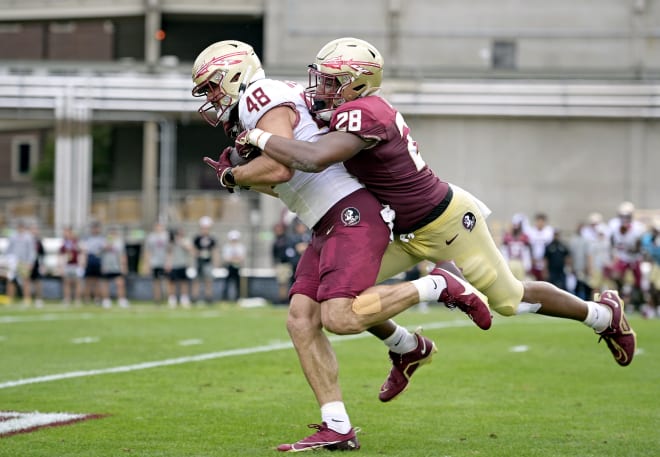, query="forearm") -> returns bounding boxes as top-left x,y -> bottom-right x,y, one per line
241,128 -> 328,173
231,157 -> 292,187
263,136 -> 327,172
